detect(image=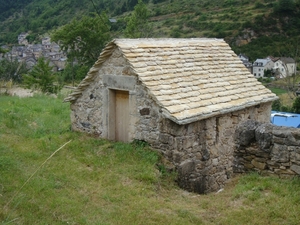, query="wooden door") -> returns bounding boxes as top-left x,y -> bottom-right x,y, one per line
115,90 -> 129,142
